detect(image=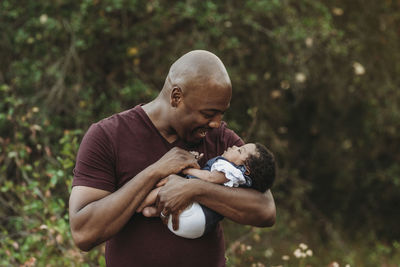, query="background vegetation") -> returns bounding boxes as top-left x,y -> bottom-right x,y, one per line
1,0 -> 399,266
